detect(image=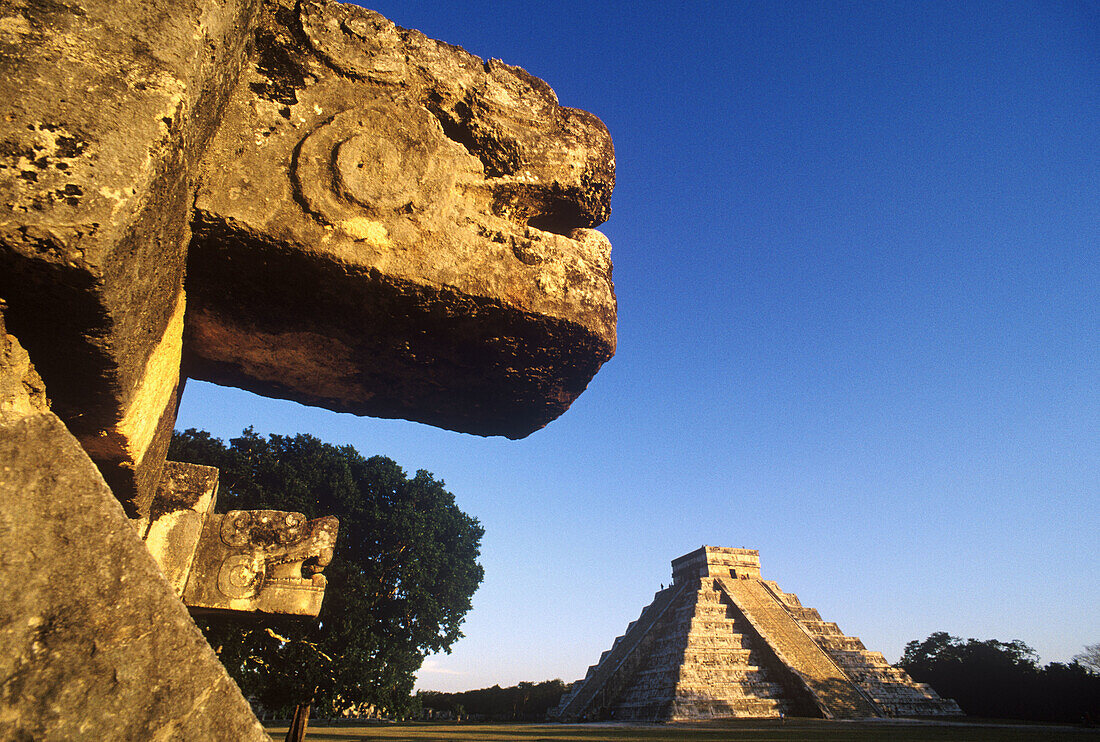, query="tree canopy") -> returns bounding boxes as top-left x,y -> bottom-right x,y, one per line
1074,643 -> 1100,676
900,631 -> 1040,676
169,428 -> 484,717
417,679 -> 567,721
899,632 -> 1100,723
